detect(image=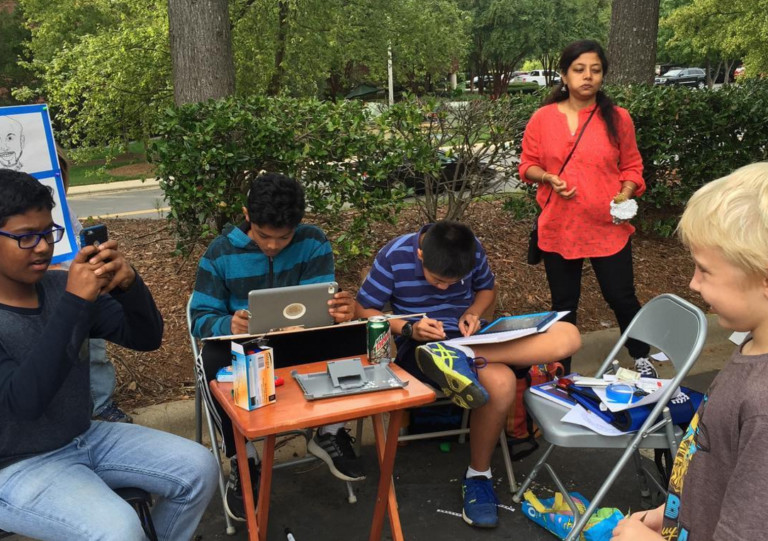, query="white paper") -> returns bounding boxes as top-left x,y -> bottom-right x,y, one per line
561,404 -> 627,436
445,311 -> 569,346
651,352 -> 669,362
729,332 -> 749,345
